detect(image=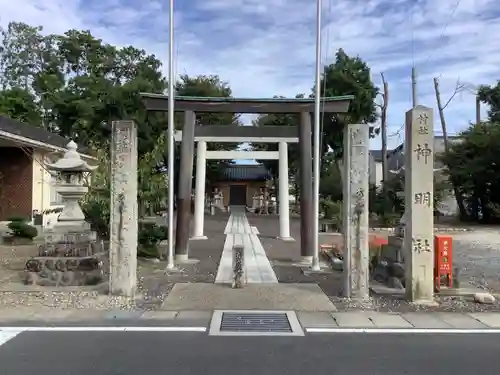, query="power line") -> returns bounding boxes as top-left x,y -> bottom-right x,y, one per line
423,0 -> 463,66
